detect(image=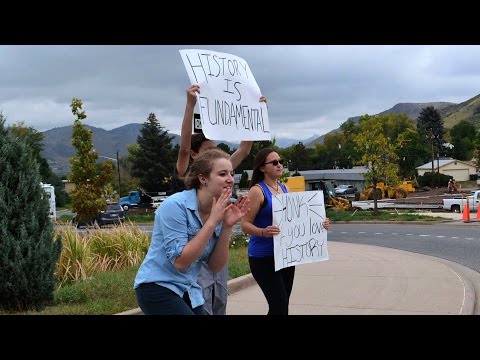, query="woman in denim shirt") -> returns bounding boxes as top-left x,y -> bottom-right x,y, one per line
134,148 -> 250,315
